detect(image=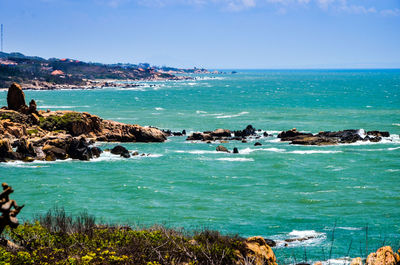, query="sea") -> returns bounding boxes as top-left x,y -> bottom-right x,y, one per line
1,69 -> 399,264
